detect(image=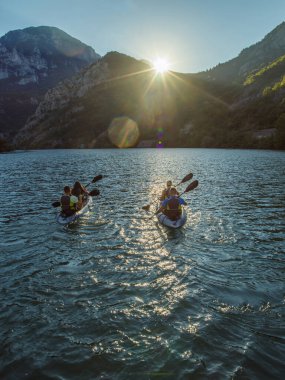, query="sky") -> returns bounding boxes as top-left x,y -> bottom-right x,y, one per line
0,0 -> 284,73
